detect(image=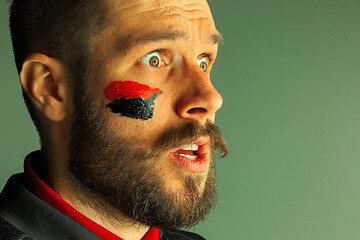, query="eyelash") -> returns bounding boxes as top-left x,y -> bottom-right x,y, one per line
203,52 -> 215,66
152,49 -> 165,55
